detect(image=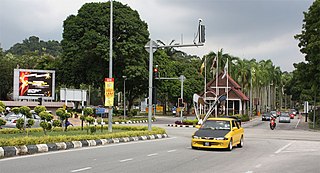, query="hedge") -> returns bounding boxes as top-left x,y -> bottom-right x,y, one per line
0,125 -> 166,147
